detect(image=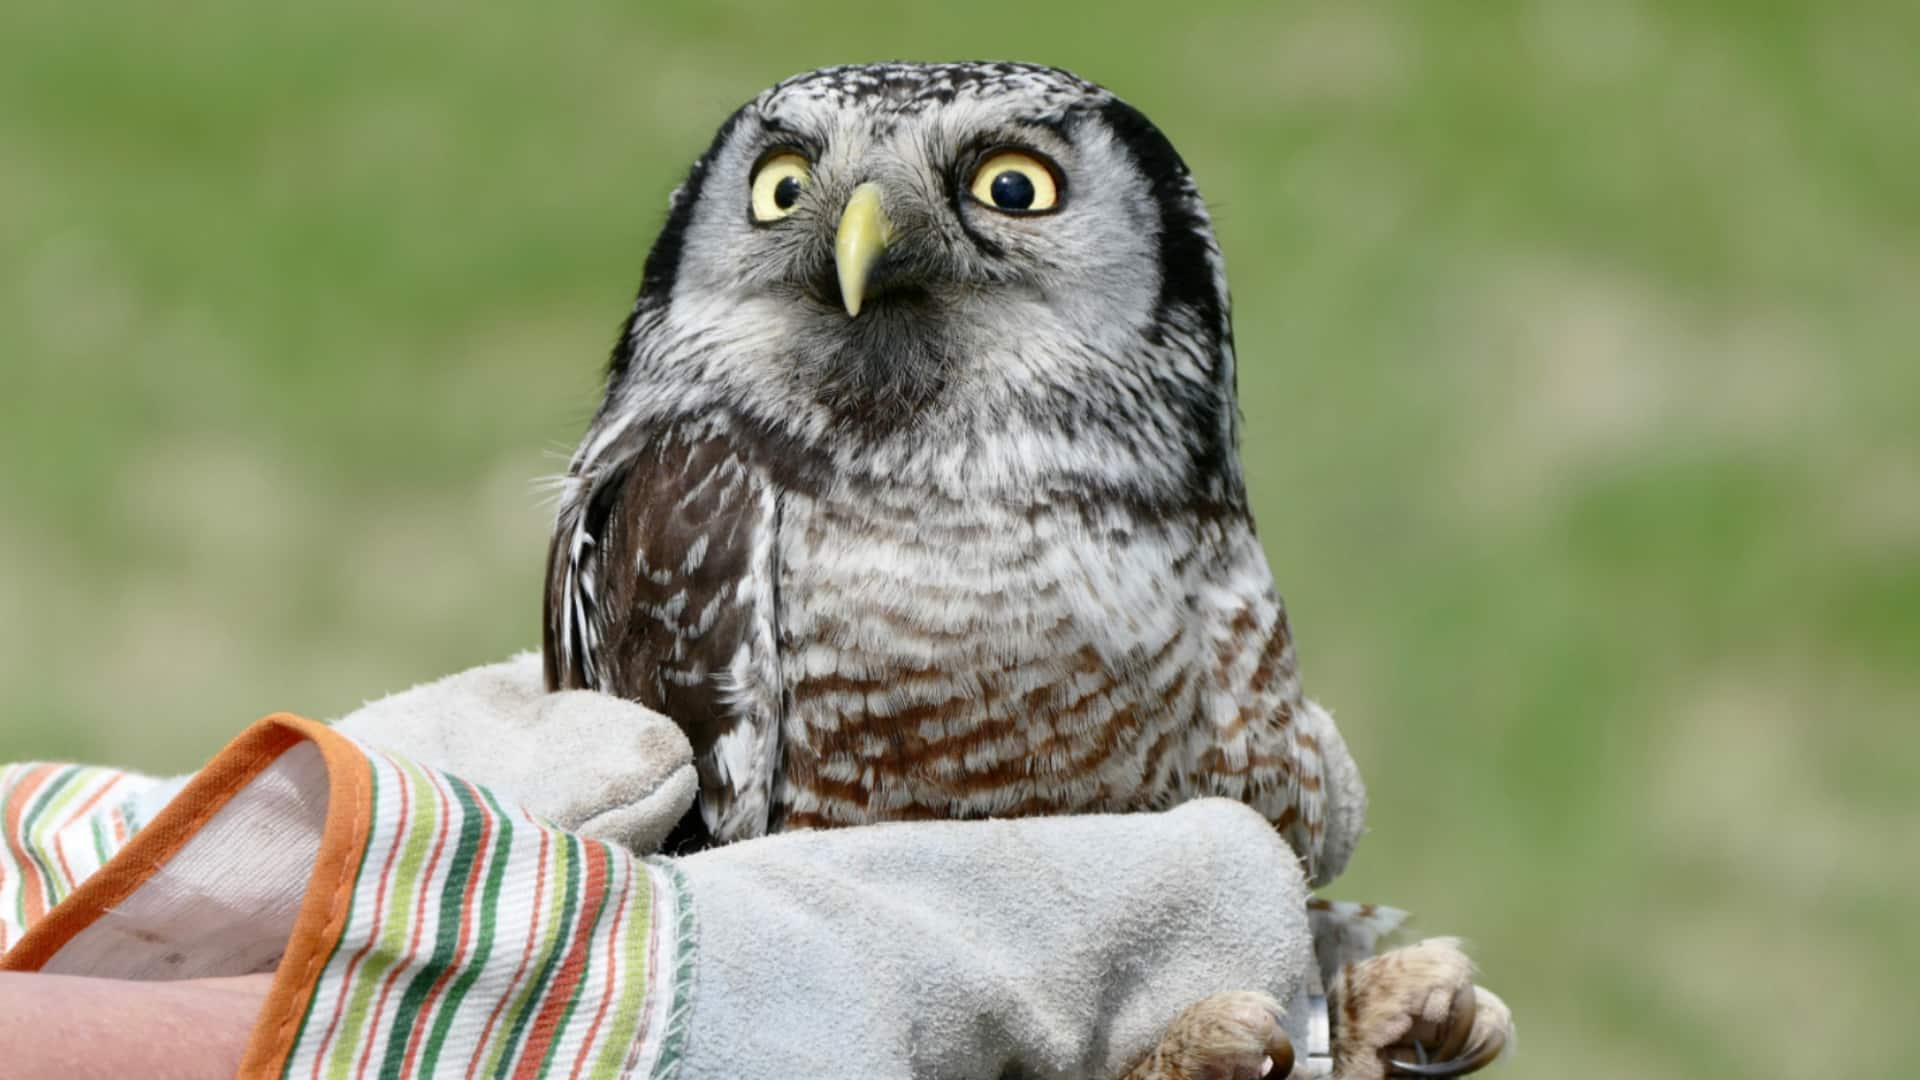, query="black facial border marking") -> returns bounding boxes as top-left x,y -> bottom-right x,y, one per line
635,107 -> 746,310
610,104 -> 750,380
1089,99 -> 1225,344
1089,98 -> 1238,507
